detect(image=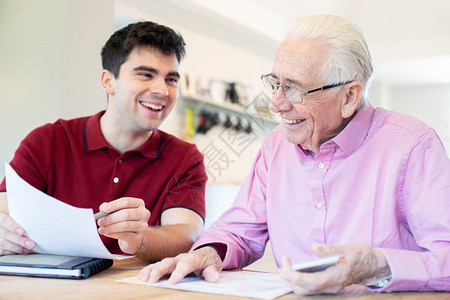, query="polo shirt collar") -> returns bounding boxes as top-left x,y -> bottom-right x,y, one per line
84,111 -> 161,159
331,102 -> 375,156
